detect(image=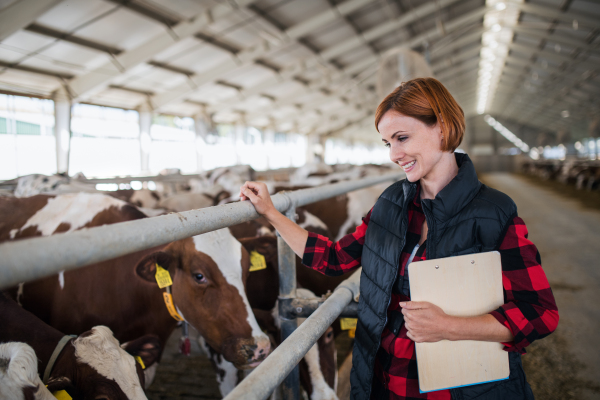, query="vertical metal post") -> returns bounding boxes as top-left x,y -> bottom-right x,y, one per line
277,206 -> 299,400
